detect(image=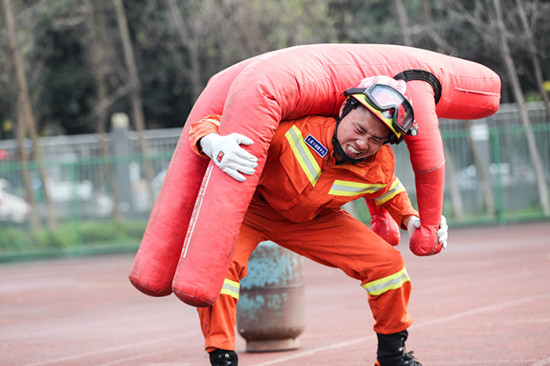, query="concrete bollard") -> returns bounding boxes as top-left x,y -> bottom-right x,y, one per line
236,241 -> 306,352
